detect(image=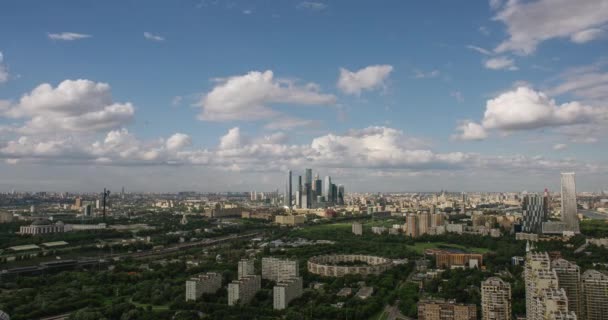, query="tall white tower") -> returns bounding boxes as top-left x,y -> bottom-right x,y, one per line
560,173 -> 579,233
